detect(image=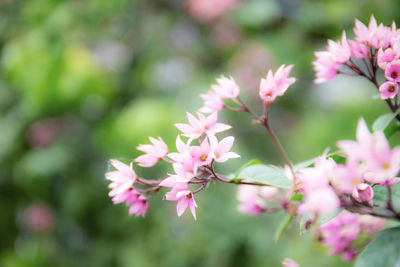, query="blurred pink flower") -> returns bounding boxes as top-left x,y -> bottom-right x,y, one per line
359,215 -> 386,234
377,48 -> 399,69
331,161 -> 362,194
297,187 -> 340,216
185,0 -> 240,23
237,185 -> 279,215
348,40 -> 368,59
338,118 -> 400,184
128,195 -> 149,217
106,160 -> 136,198
211,75 -> 240,99
23,204 -> 53,233
282,258 -> 300,267
312,51 -> 340,84
352,183 -> 374,206
259,65 -> 296,104
199,92 -> 225,113
315,210 -> 360,260
27,118 -> 64,148
327,32 -> 351,63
